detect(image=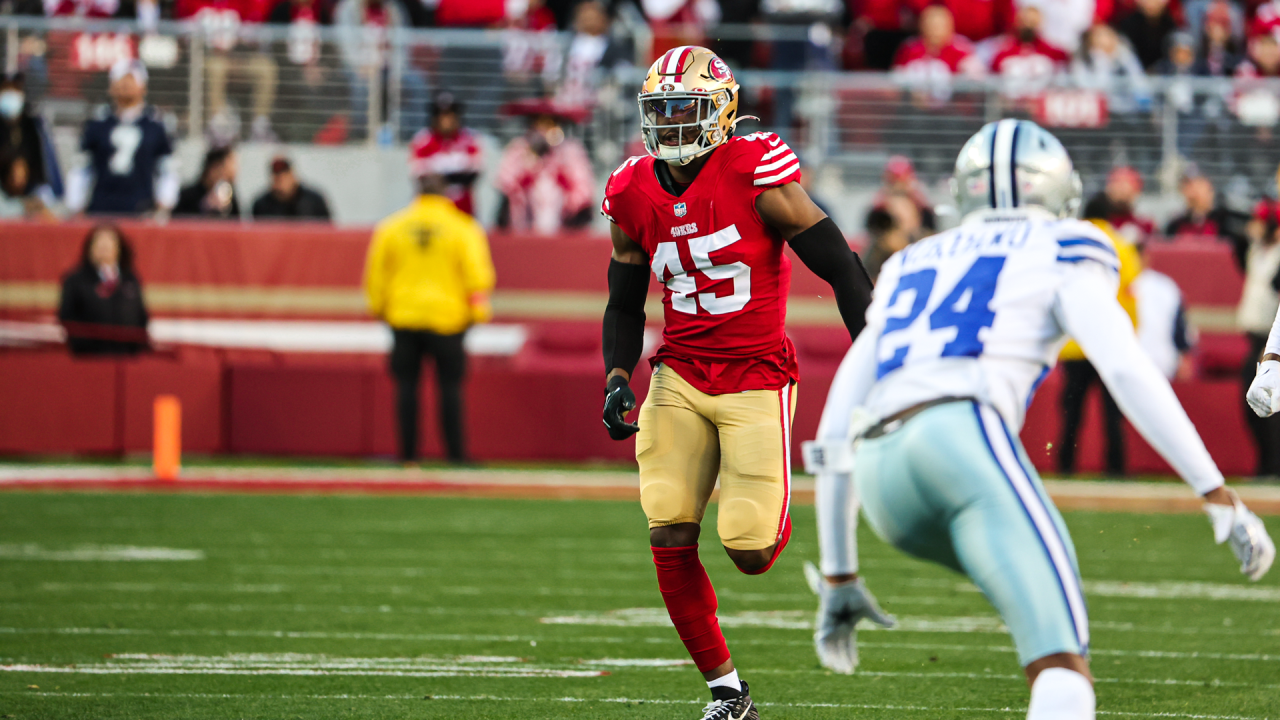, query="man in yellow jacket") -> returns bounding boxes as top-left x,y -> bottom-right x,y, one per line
364,174 -> 496,463
1057,200 -> 1142,476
